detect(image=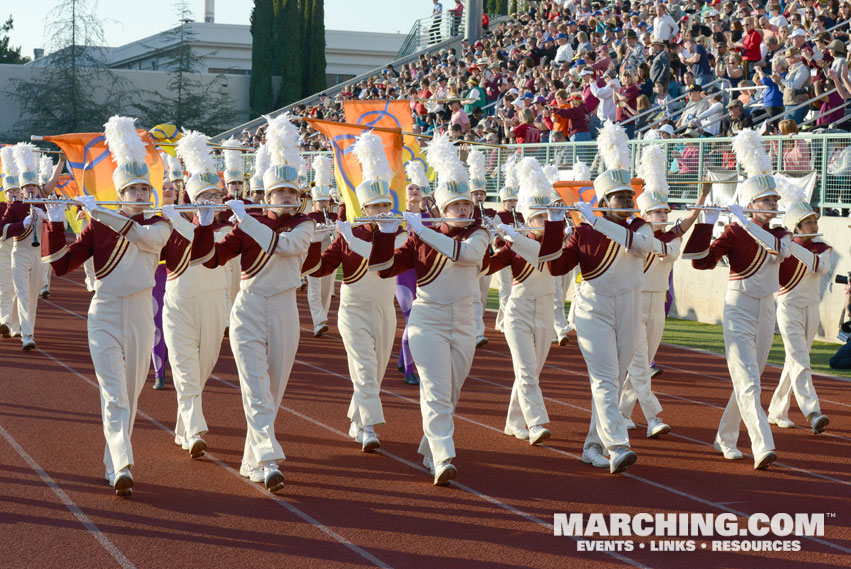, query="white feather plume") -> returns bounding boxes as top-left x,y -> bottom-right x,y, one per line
353,131 -> 393,182
14,142 -> 38,175
517,157 -> 557,206
543,164 -> 560,185
103,115 -> 148,167
466,148 -> 486,181
253,144 -> 270,176
732,128 -> 773,177
176,130 -> 215,176
425,133 -> 469,188
502,152 -> 520,189
1,146 -> 18,176
774,173 -> 809,209
313,156 -> 332,188
570,160 -> 592,181
264,113 -> 305,170
166,153 -> 183,174
405,160 -> 430,188
222,137 -> 243,172
39,154 -> 54,184
636,144 -> 668,197
597,121 -> 631,171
